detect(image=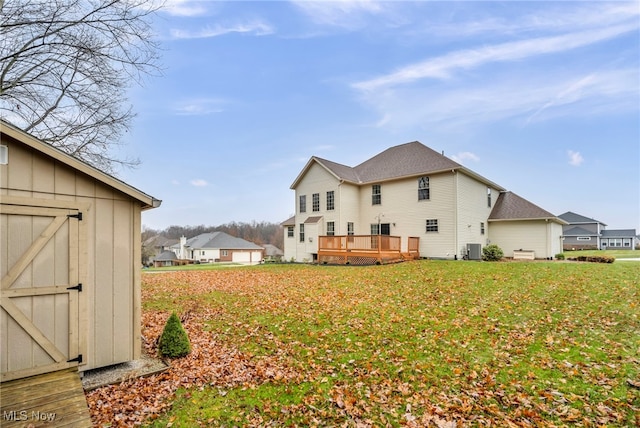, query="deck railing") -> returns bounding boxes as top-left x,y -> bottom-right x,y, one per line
318,235 -> 419,265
